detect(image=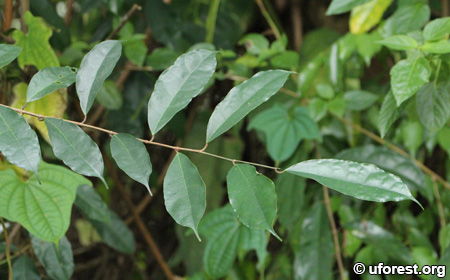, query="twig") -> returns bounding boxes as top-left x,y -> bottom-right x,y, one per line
291,0 -> 303,50
443,0 -> 449,17
335,114 -> 450,191
255,0 -> 281,39
19,0 -> 29,33
64,0 -> 75,26
3,0 -> 13,31
103,154 -> 175,280
1,218 -> 12,280
205,0 -> 221,43
432,179 -> 446,229
106,4 -> 142,40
